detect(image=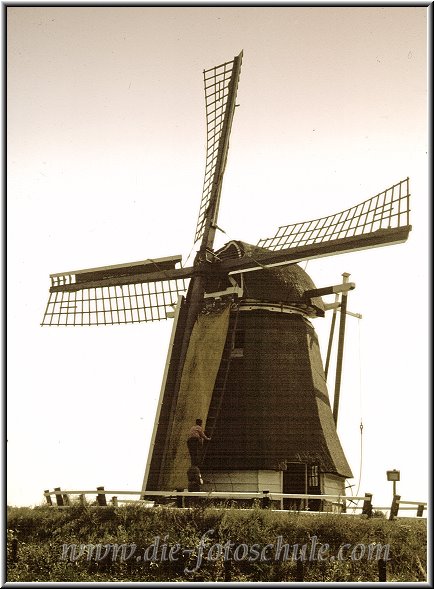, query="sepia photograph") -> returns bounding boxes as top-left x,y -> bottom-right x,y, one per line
6,5 -> 428,582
